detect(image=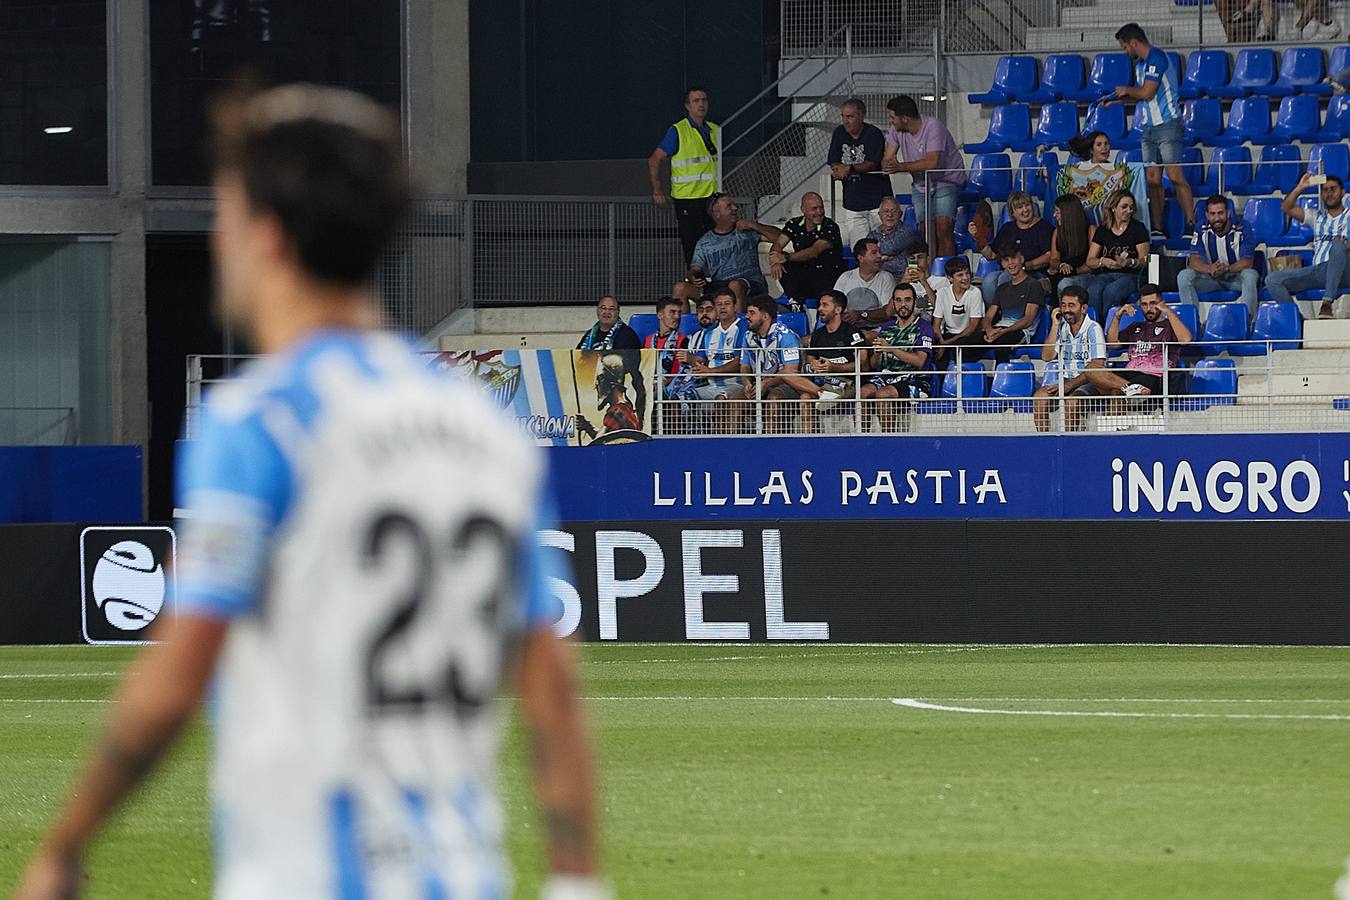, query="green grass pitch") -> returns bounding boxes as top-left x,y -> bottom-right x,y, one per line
1,643 -> 1348,898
